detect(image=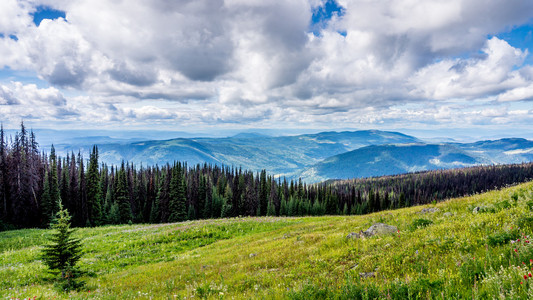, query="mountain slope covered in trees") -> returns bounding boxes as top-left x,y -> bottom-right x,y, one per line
298,143 -> 485,182
2,124 -> 533,230
52,130 -> 420,175
50,131 -> 533,182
